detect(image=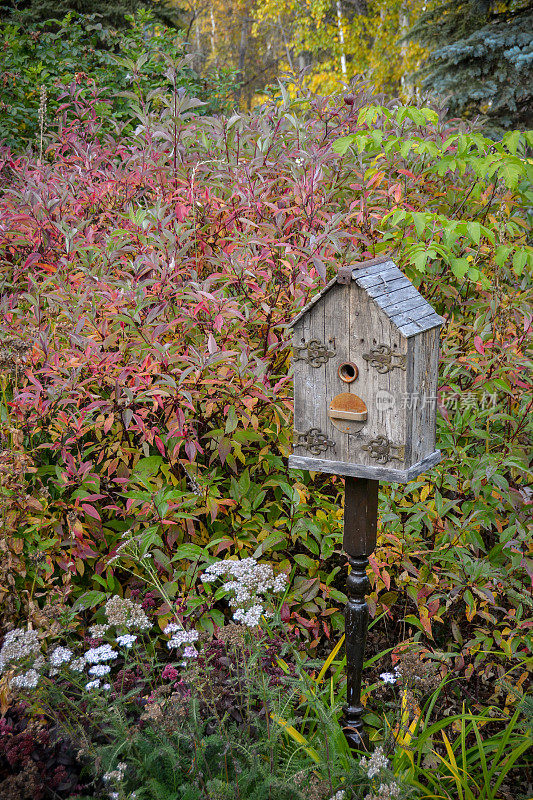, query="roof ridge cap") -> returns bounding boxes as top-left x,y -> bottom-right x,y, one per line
336,256 -> 395,284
